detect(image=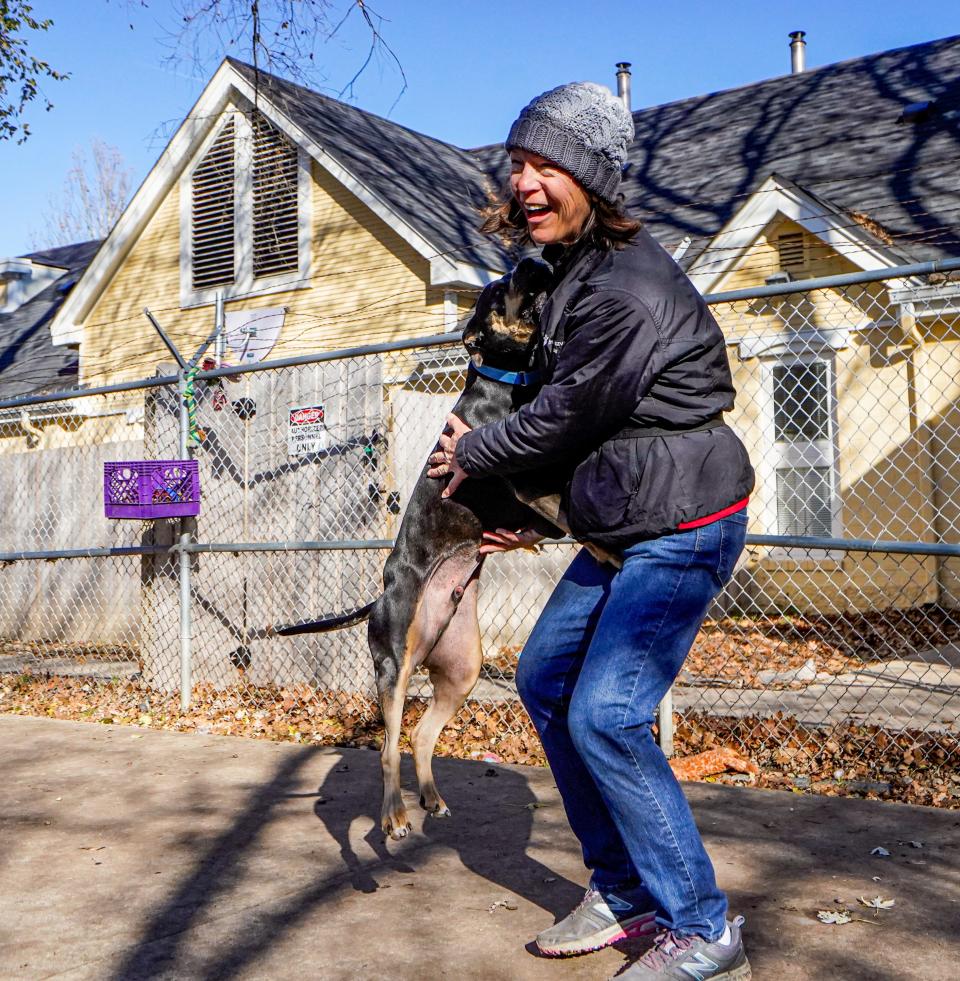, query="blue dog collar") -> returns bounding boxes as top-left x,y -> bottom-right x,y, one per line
469,361 -> 541,387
